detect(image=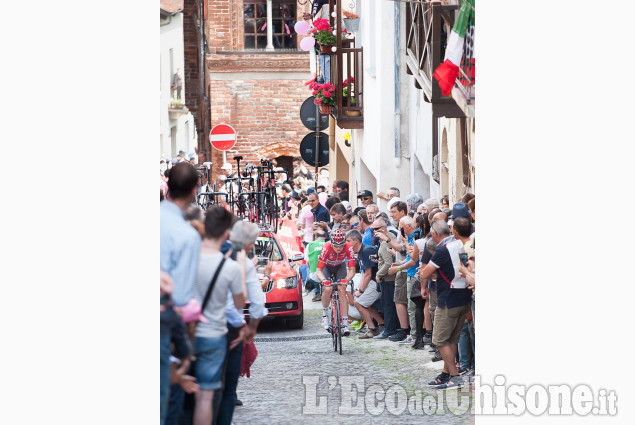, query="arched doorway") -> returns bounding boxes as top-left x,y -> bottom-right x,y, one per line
275,155 -> 294,184
256,141 -> 302,185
